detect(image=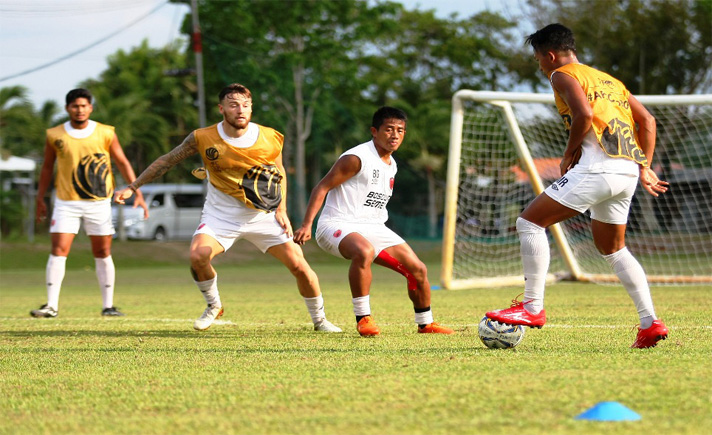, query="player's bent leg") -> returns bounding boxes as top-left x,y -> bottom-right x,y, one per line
377,246 -> 454,334
268,241 -> 342,333
268,241 -> 320,297
190,234 -> 225,330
